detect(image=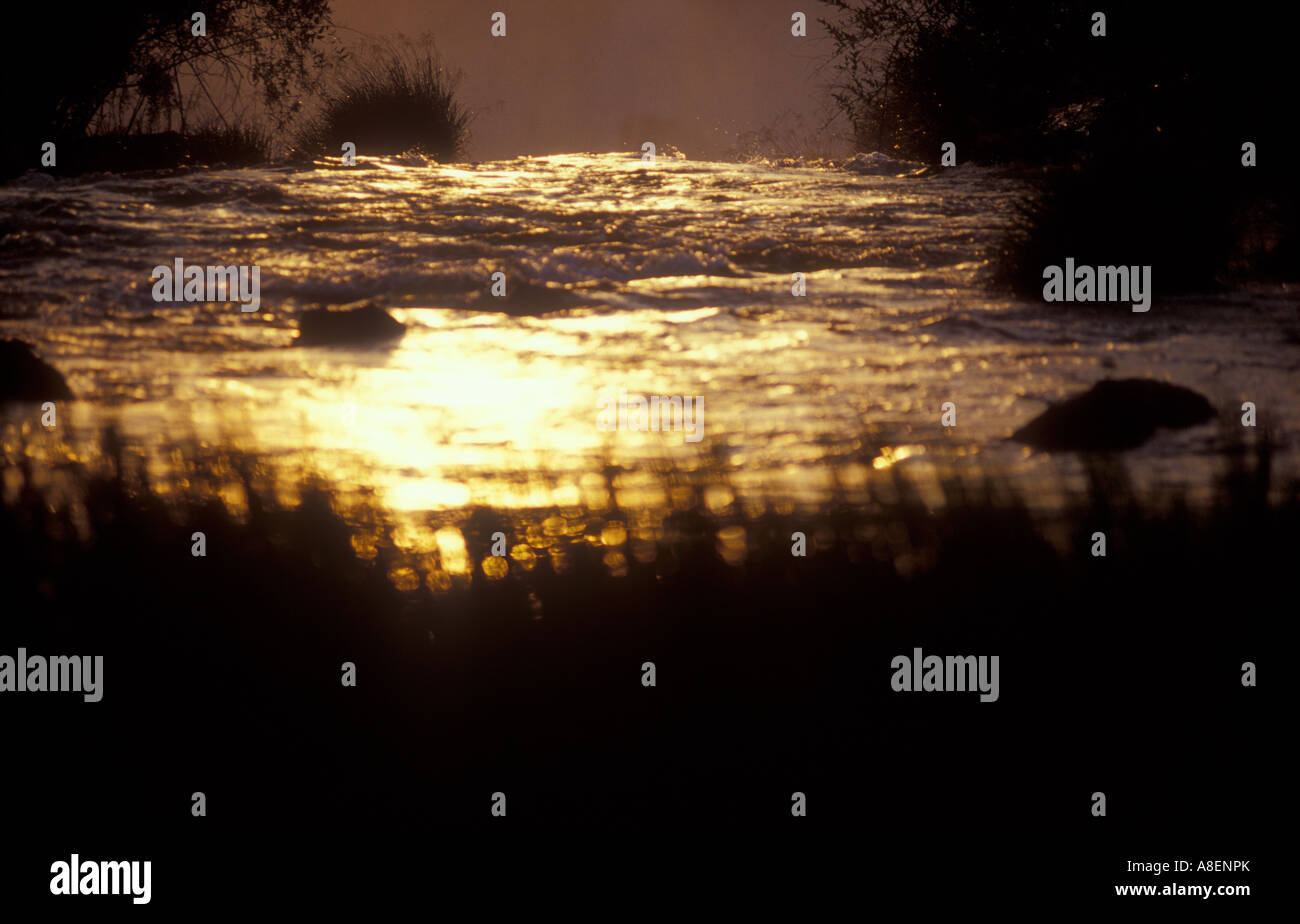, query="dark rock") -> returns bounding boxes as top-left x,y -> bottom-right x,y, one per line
296,305 -> 404,347
0,340 -> 73,402
1011,378 -> 1215,451
462,280 -> 587,317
